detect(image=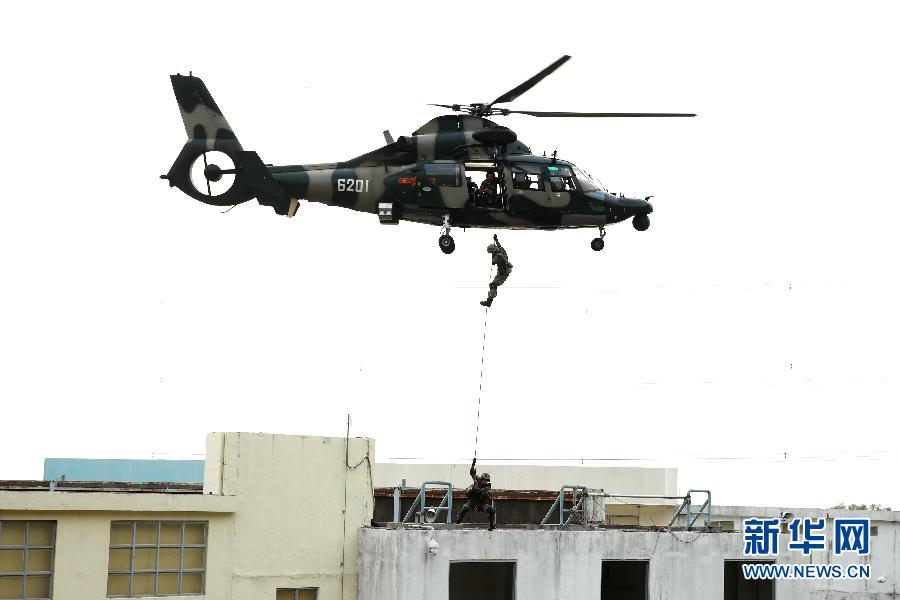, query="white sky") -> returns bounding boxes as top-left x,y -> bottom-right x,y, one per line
1,1 -> 898,509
